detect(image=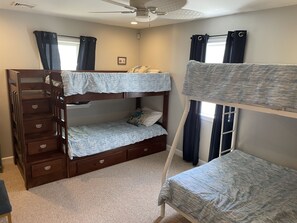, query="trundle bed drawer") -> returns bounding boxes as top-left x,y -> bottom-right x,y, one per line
23,99 -> 50,114
127,146 -> 164,160
127,136 -> 166,160
31,159 -> 64,178
27,138 -> 58,155
77,150 -> 126,175
24,118 -> 54,134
